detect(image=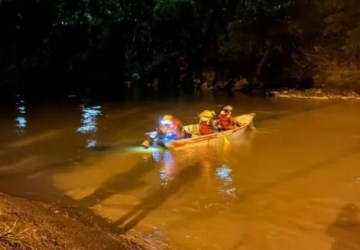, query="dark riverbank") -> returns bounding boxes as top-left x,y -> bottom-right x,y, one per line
0,192 -> 167,250
271,88 -> 360,100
